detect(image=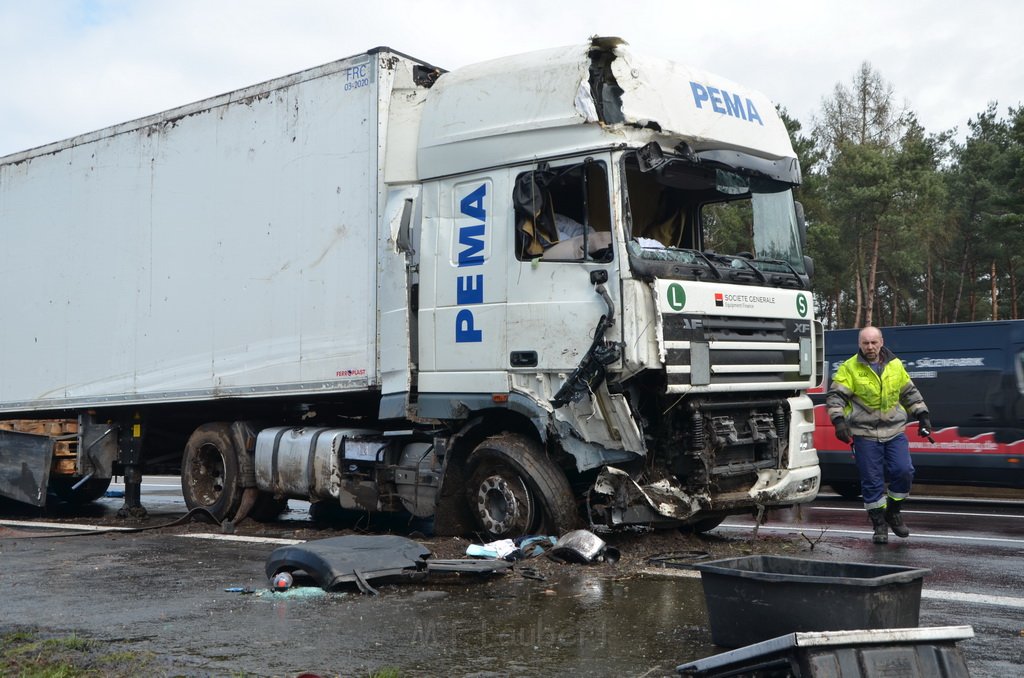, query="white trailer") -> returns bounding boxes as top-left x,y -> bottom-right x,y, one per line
0,38 -> 822,537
